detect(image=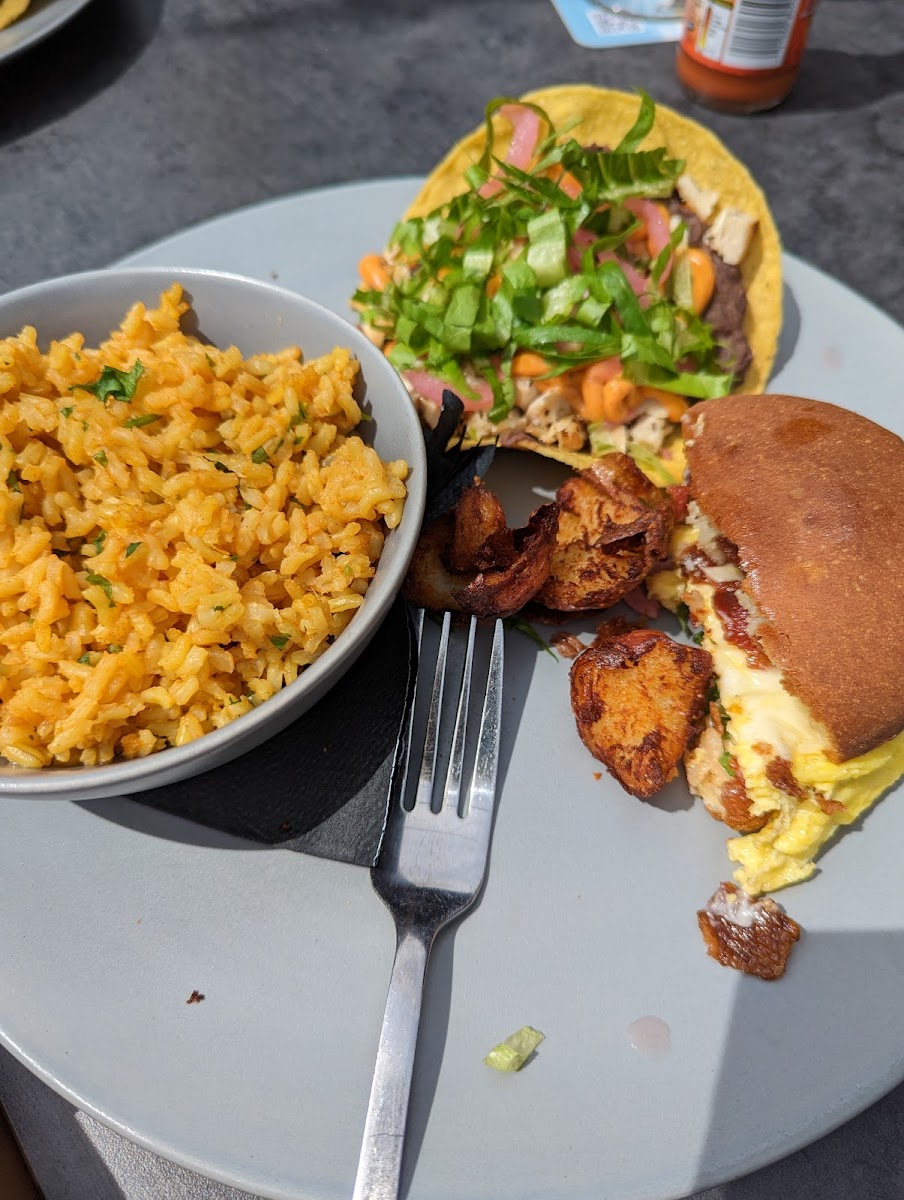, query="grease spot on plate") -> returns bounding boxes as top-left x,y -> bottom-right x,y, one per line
626,1016 -> 671,1060
822,344 -> 843,370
